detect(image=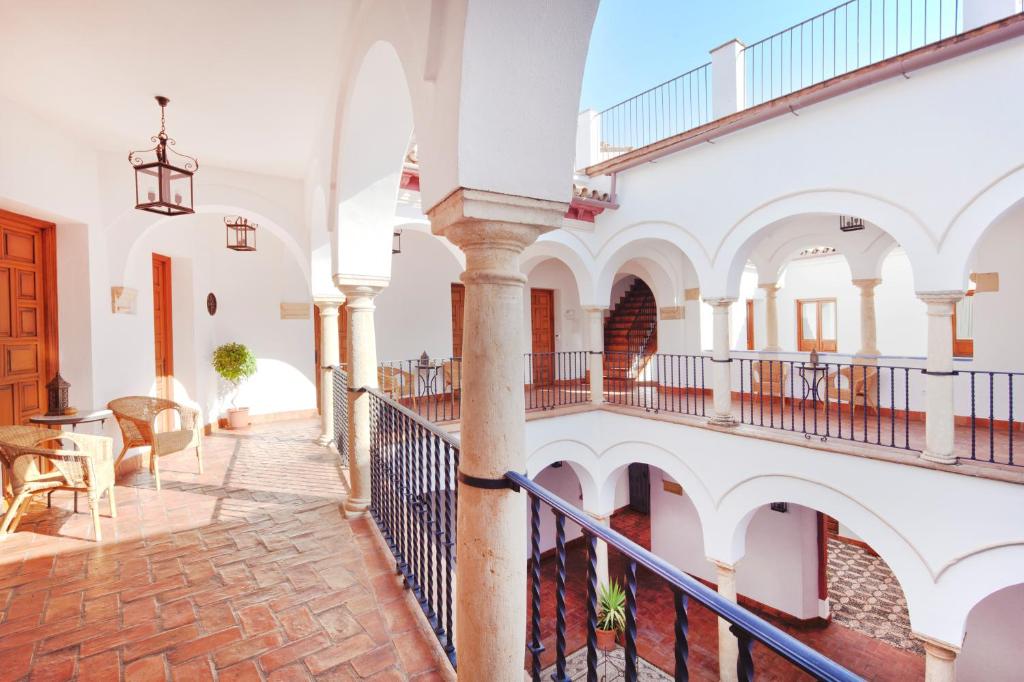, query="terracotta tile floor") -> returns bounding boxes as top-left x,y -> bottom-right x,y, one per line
0,420 -> 449,681
530,509 -> 925,682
